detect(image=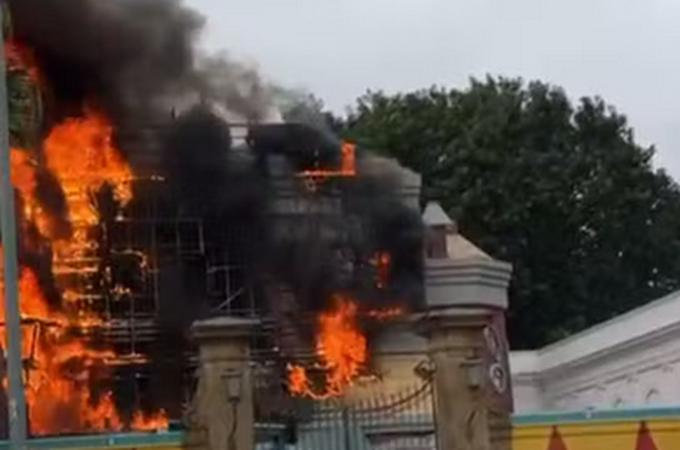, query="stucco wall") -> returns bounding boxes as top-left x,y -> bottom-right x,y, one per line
510,289 -> 680,413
